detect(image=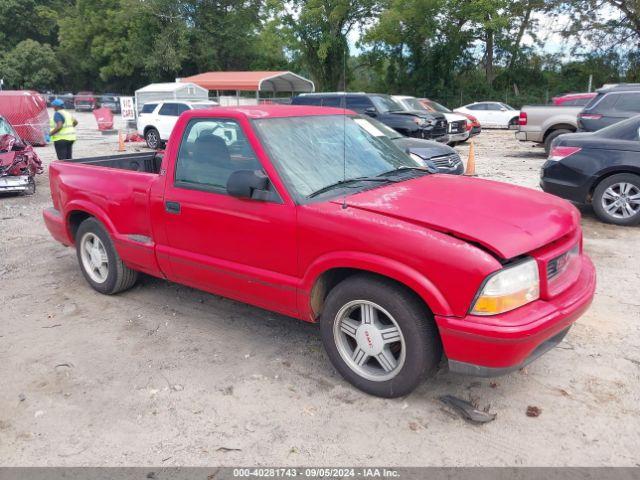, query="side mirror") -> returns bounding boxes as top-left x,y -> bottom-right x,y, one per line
227,170 -> 269,200
500,107 -> 507,111
364,107 -> 377,117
